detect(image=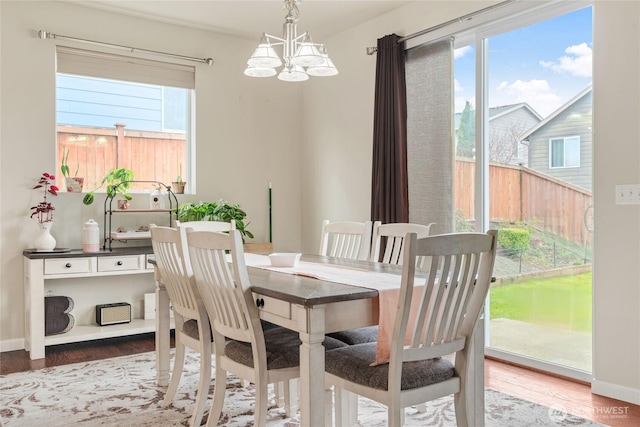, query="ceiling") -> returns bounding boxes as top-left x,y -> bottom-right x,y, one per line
67,0 -> 411,40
